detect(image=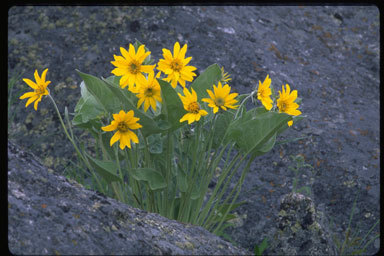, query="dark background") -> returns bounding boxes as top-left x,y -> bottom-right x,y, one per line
8,5 -> 380,253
